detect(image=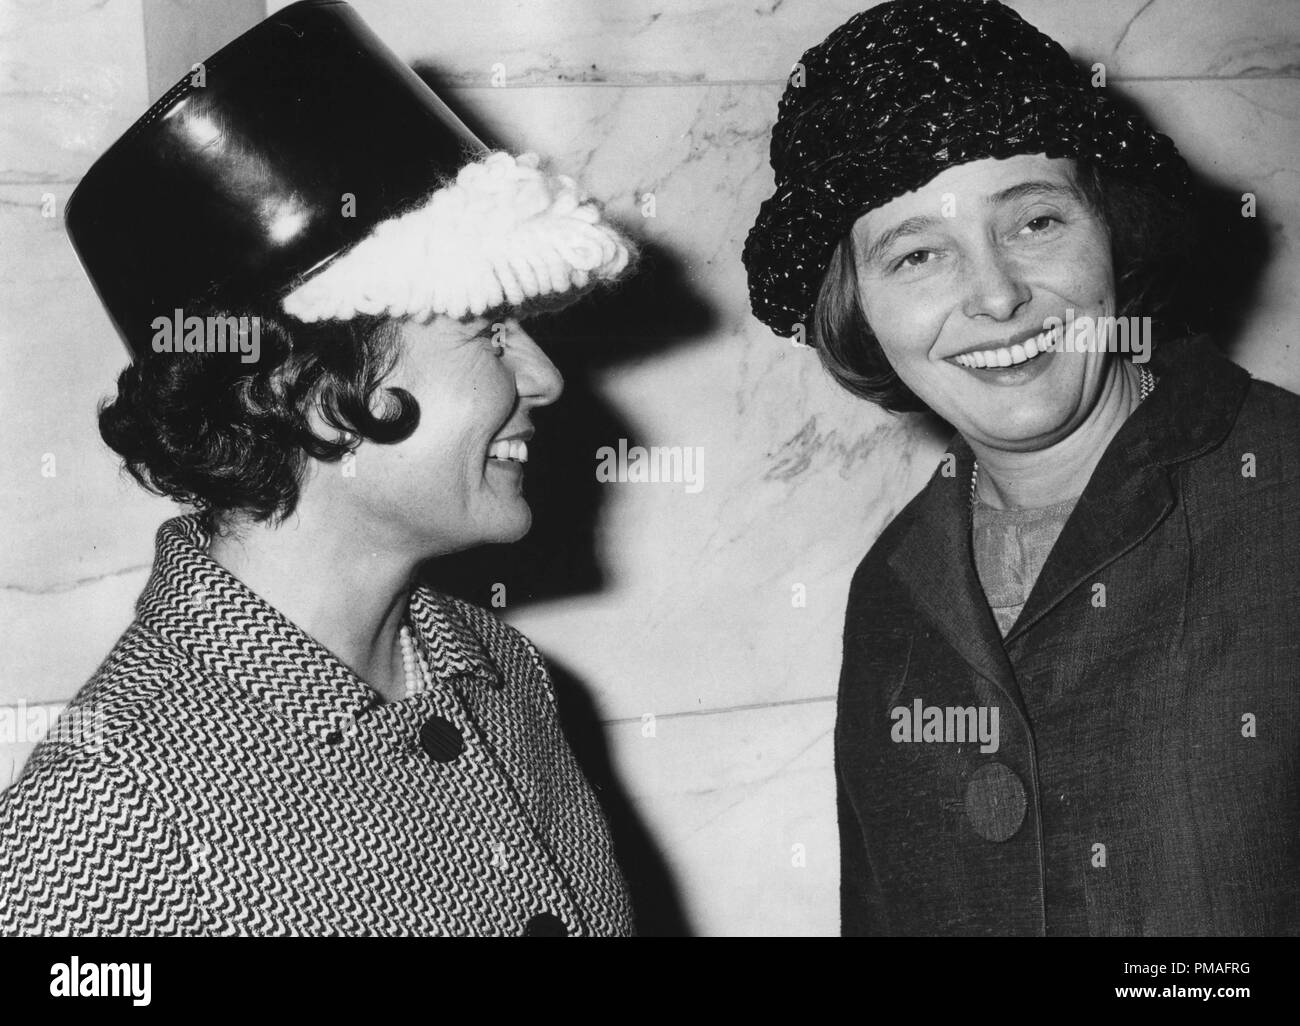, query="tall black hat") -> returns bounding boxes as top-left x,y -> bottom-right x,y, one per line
67,0 -> 630,360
